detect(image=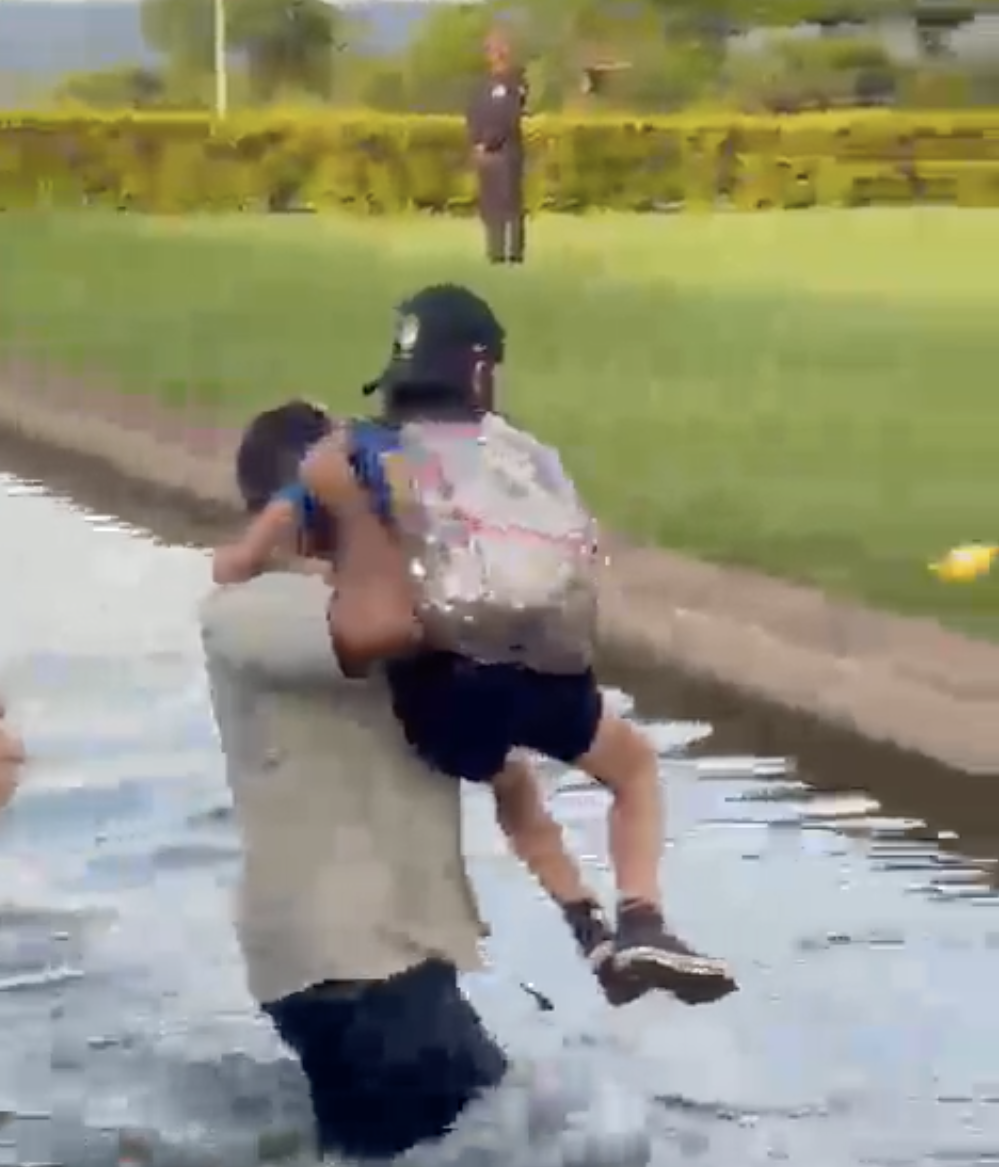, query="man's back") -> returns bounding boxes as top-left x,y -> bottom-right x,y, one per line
199,571 -> 485,1004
